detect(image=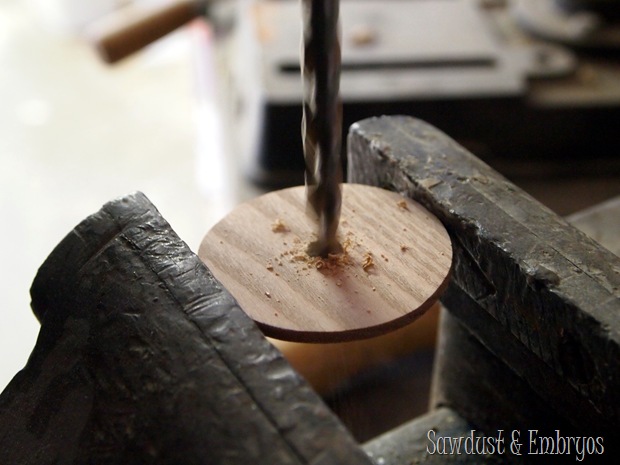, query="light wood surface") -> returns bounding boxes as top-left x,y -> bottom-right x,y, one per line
199,184 -> 452,342
269,302 -> 440,395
